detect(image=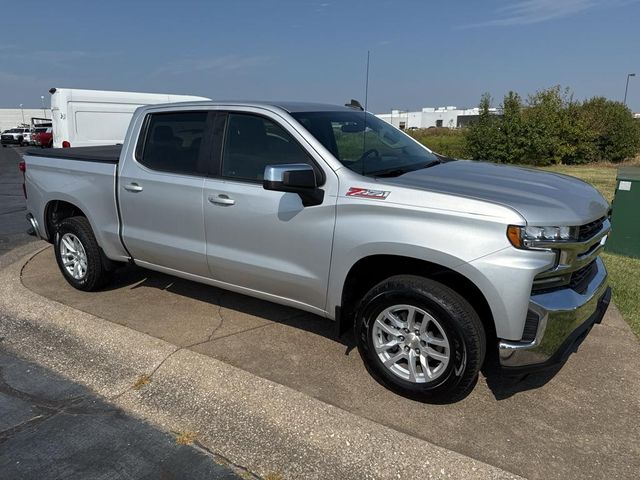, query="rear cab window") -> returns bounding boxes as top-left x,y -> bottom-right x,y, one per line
136,111 -> 208,175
